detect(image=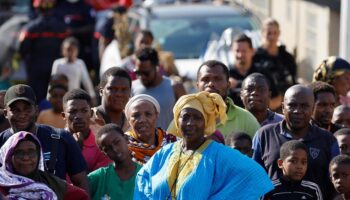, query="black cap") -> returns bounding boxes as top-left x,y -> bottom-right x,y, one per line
4,84 -> 36,106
